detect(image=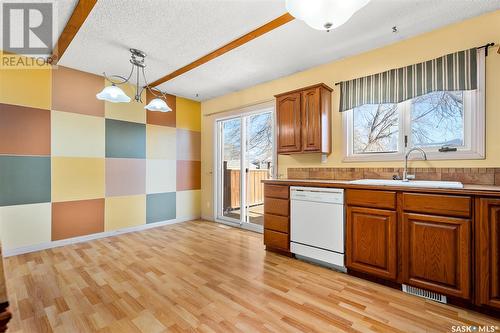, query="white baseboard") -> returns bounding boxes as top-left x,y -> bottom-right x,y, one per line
2,216 -> 200,257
